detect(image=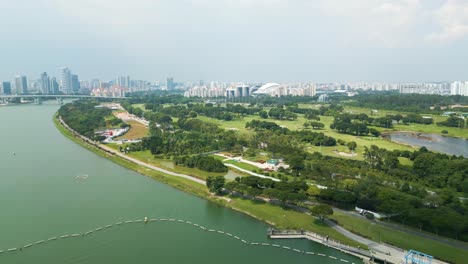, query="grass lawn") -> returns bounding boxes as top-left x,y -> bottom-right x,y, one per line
344,106 -> 468,139
197,113 -> 417,161
224,159 -> 262,172
132,103 -> 147,111
389,122 -> 468,139
127,150 -> 226,180
330,211 -> 466,264
115,120 -> 149,140
229,197 -> 366,249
